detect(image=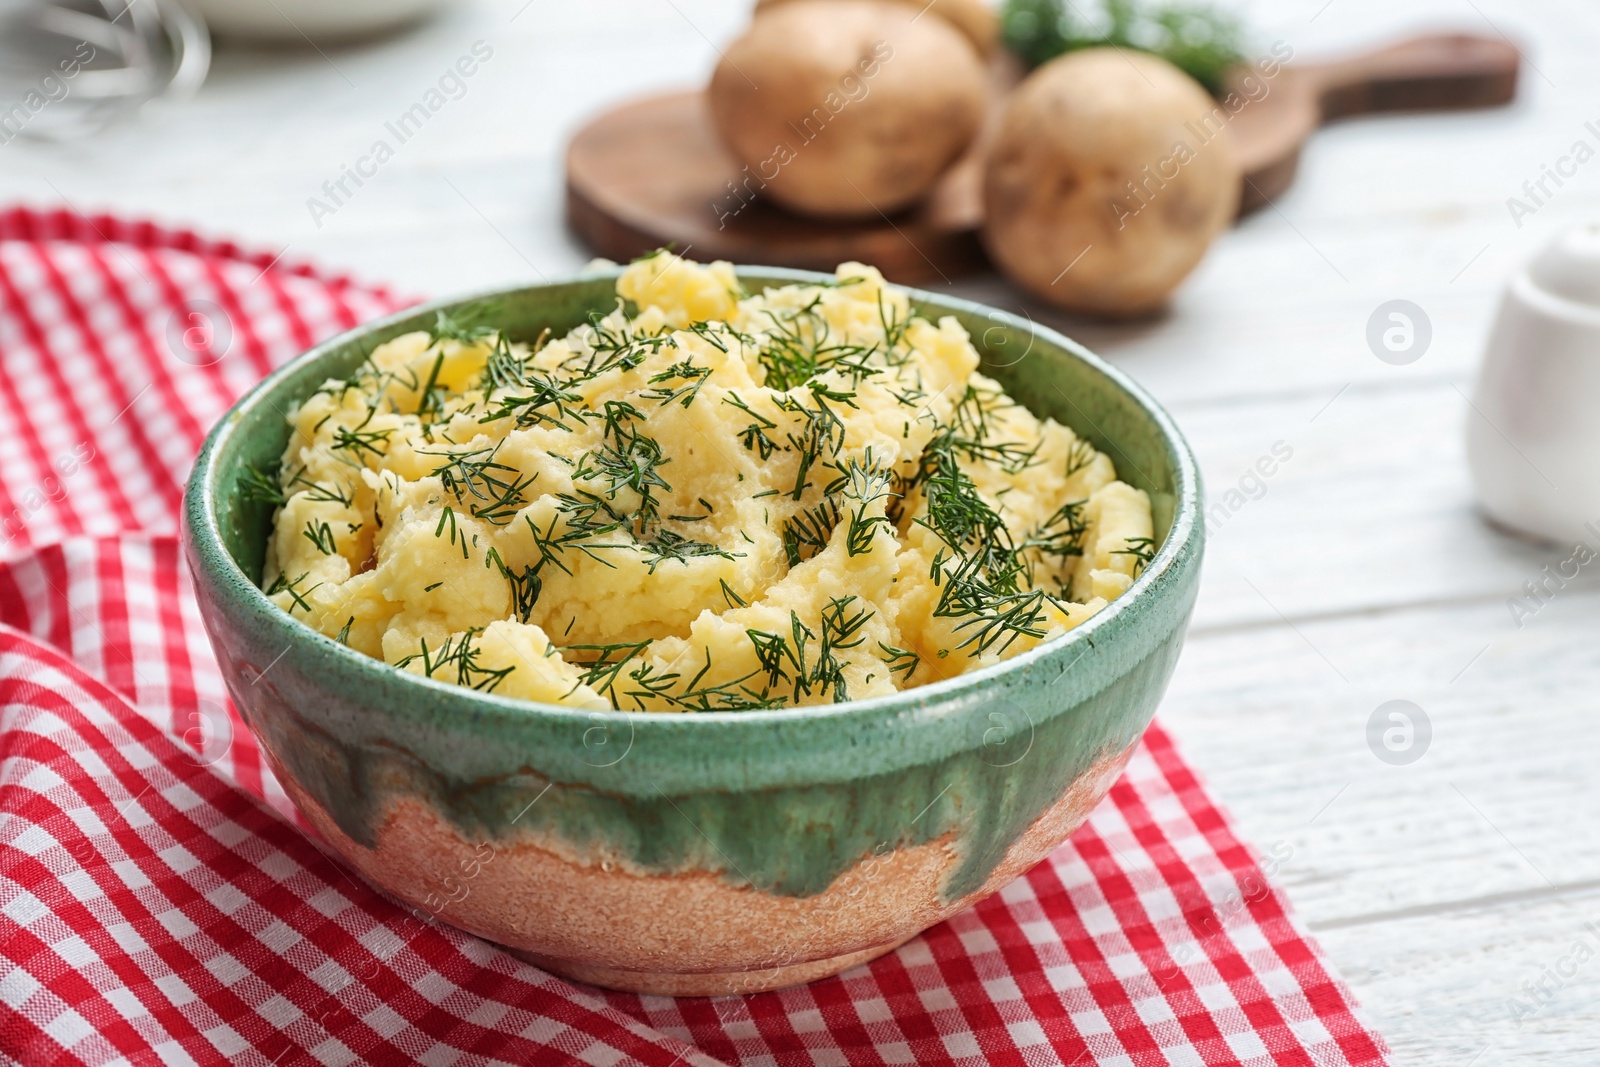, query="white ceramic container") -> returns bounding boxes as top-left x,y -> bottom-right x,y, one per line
189,0 -> 454,41
1468,224 -> 1600,544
